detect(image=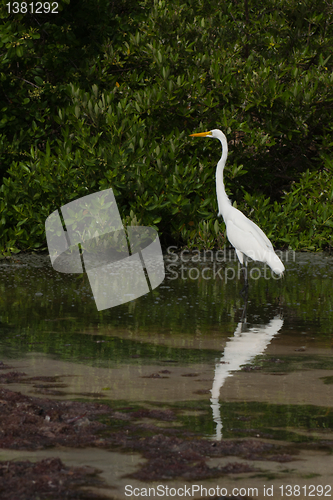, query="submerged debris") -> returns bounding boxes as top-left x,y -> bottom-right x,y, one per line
0,387 -> 109,450
0,458 -> 106,500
